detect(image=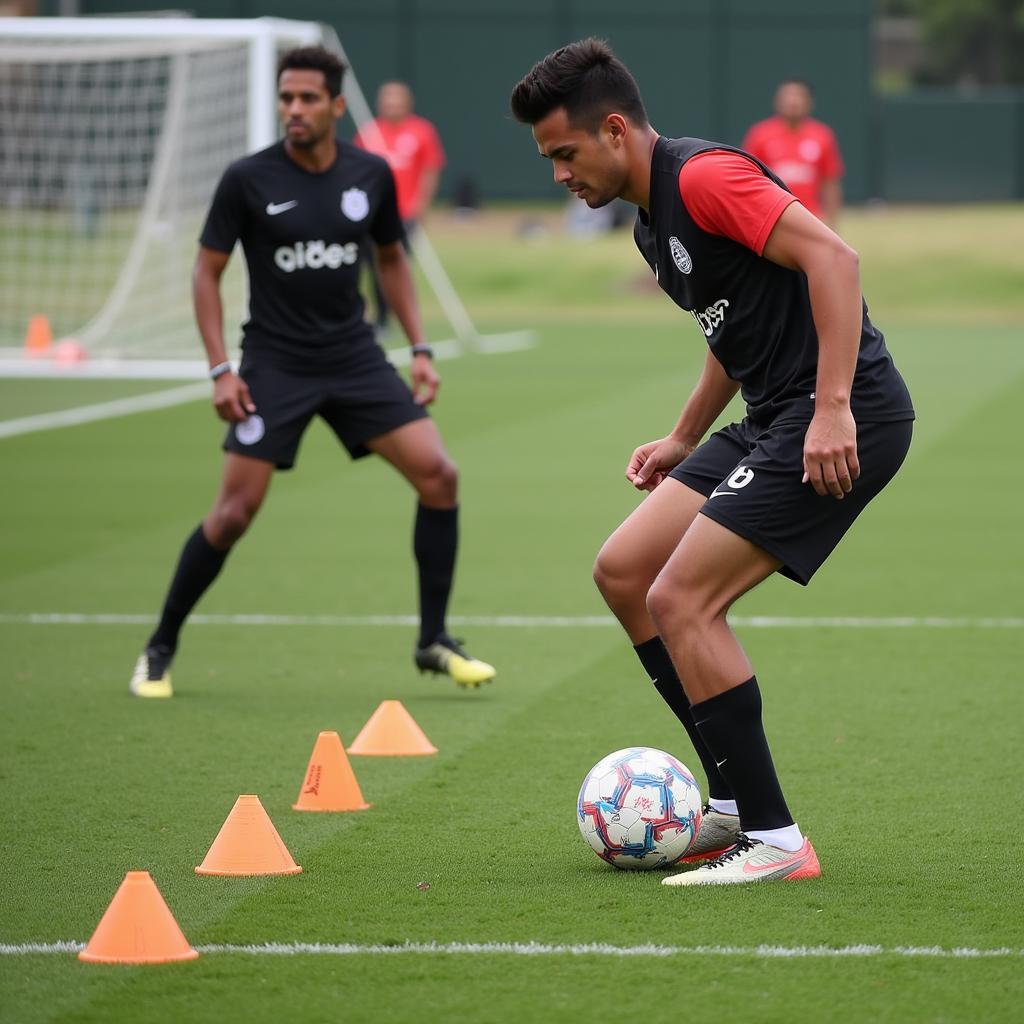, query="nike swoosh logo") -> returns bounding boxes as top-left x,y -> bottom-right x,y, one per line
266,200 -> 298,216
708,487 -> 736,499
715,758 -> 728,768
